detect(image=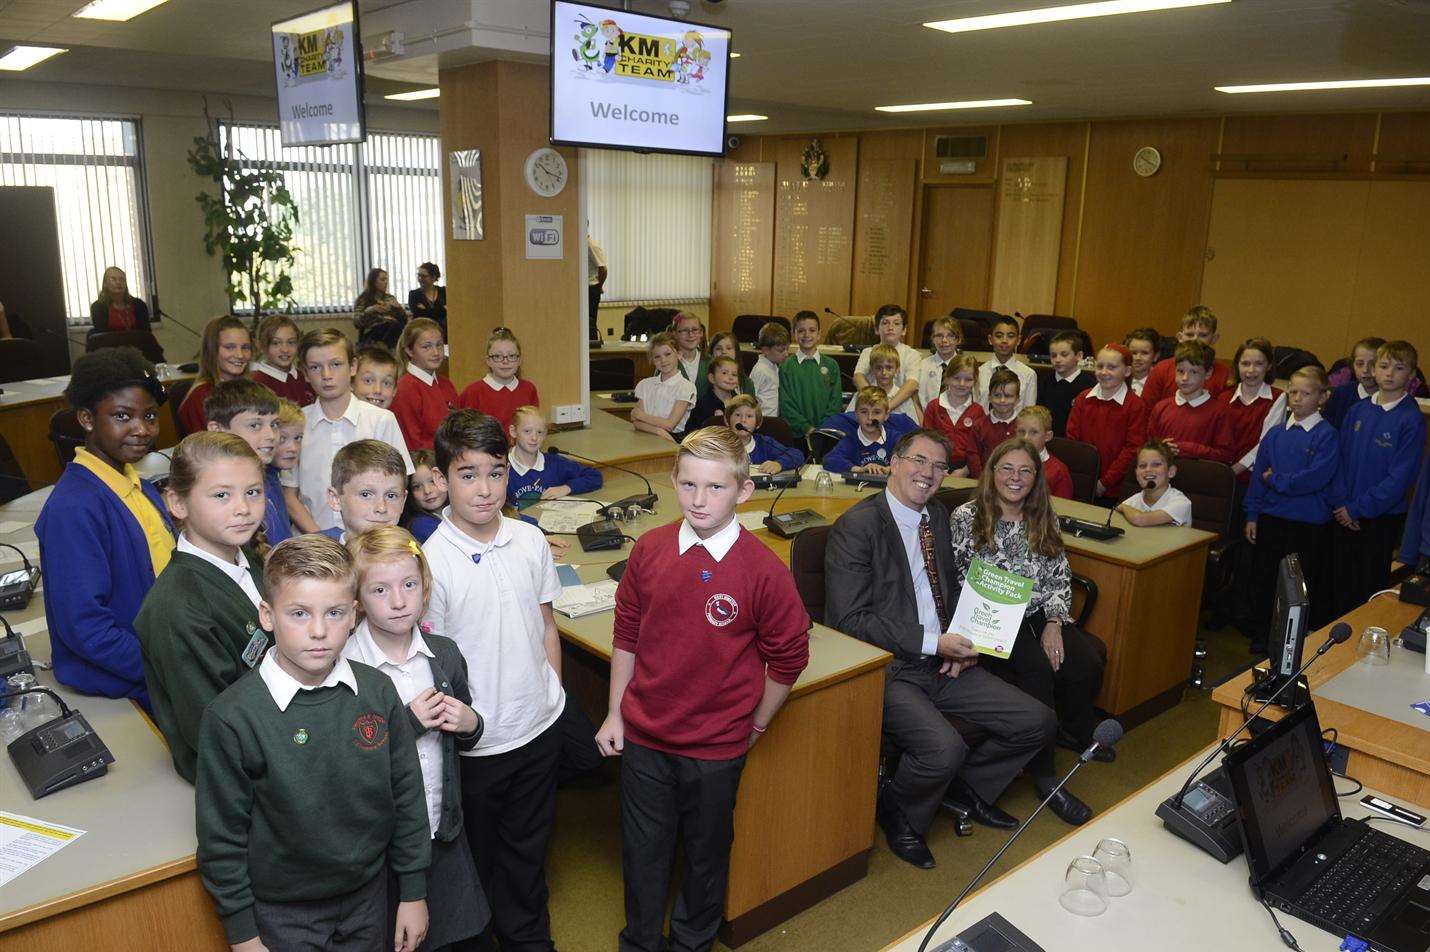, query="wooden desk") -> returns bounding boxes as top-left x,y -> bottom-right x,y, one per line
881,746 -> 1413,952
1213,594 -> 1430,806
543,494 -> 892,946
0,488 -> 225,952
0,371 -> 192,489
